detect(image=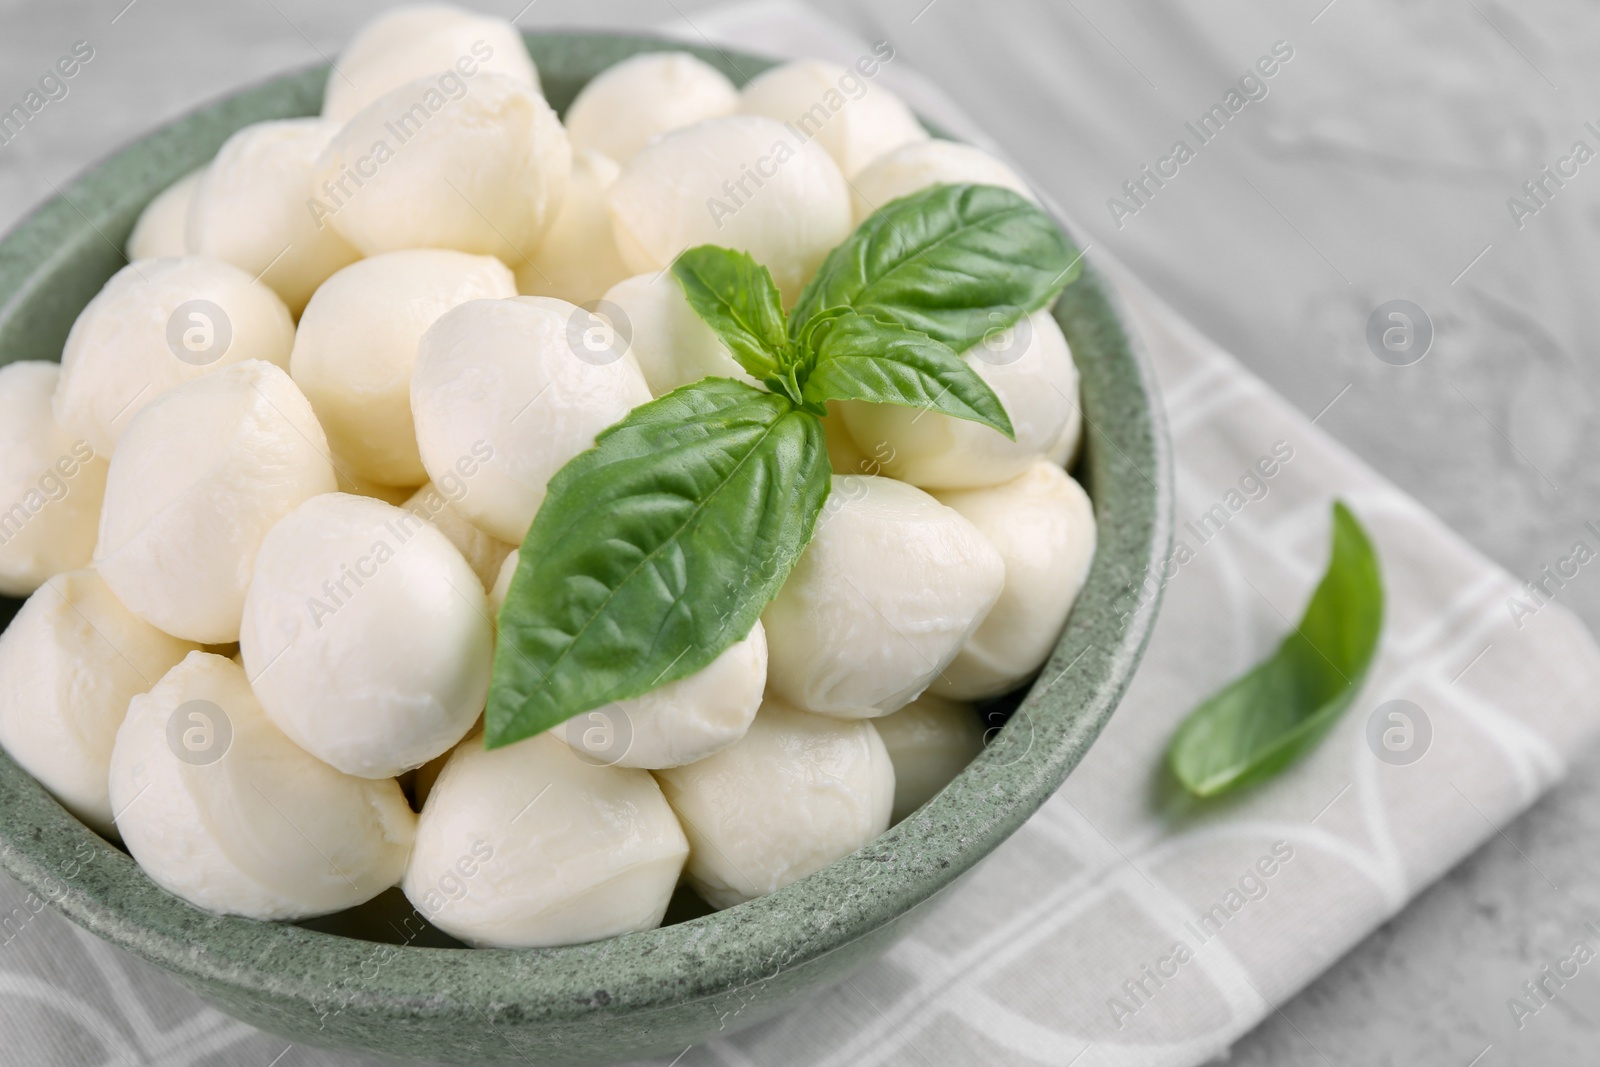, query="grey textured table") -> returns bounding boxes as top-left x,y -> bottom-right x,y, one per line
2,1 -> 1597,1064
